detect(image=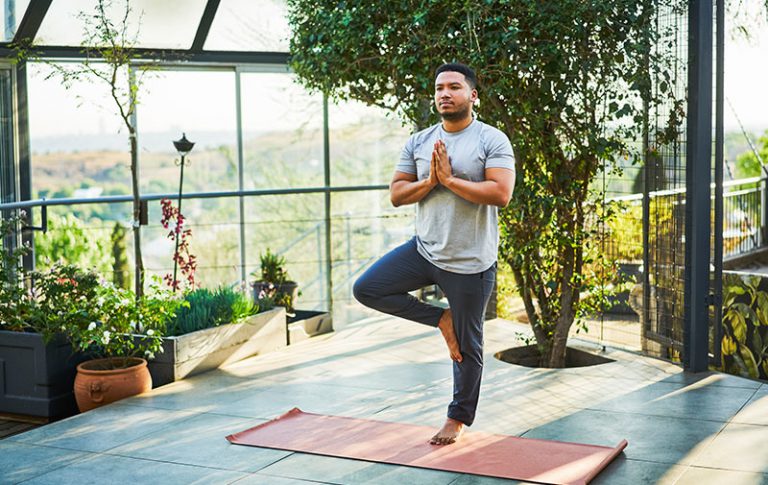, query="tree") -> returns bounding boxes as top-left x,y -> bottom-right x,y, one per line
287,0 -> 678,367
734,130 -> 768,179
17,0 -> 156,297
